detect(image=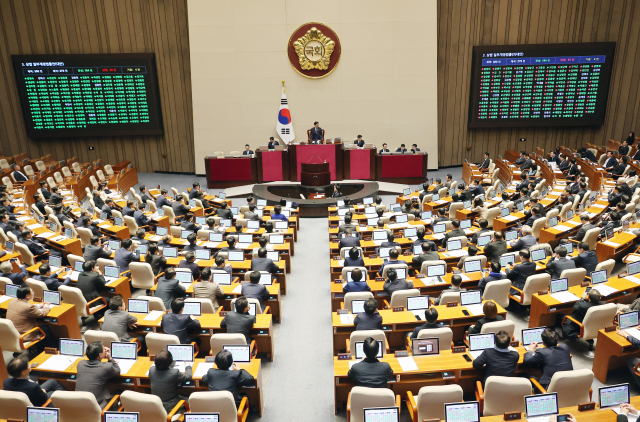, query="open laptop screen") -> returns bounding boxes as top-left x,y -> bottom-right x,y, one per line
27,407 -> 60,422
499,253 -> 516,267
363,407 -> 399,422
463,259 -> 482,273
549,278 -> 568,293
619,311 -> 639,330
213,273 -> 232,285
521,327 -> 545,346
599,384 -> 630,408
531,249 -> 546,262
426,264 -> 445,277
60,338 -> 84,357
525,393 -> 558,418
444,402 -> 480,422
111,341 -> 138,360
184,414 -> 219,422
468,333 -> 495,352
128,299 -> 149,314
43,290 -> 61,306
222,345 -> 251,363
460,291 -> 481,306
406,296 -> 430,311
167,344 -> 194,362
412,338 -> 439,356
